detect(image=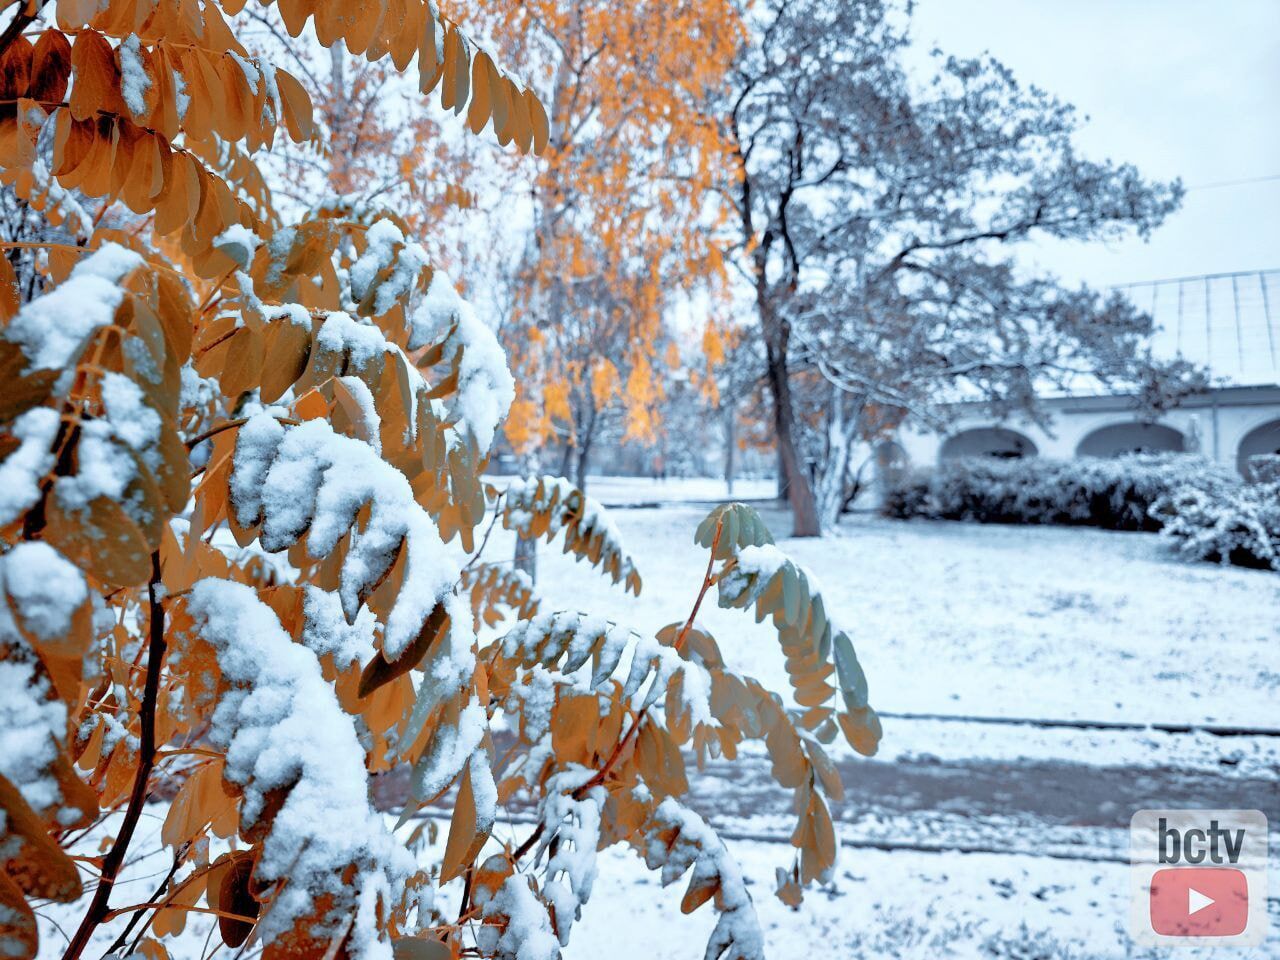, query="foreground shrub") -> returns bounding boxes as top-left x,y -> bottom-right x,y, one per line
1153,482 -> 1280,570
0,4 -> 875,960
883,454 -> 1236,532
